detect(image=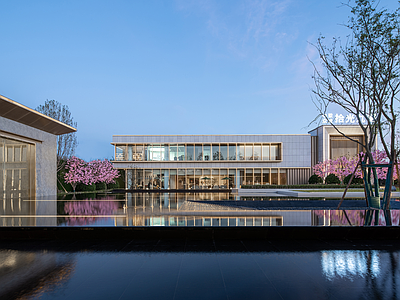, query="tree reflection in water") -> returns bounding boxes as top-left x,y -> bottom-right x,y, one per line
314,210 -> 400,226
64,197 -> 118,226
